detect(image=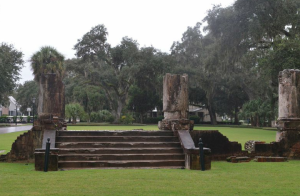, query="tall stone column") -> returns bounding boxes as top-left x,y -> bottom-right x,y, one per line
277,69 -> 300,153
278,69 -> 300,121
158,73 -> 194,131
35,73 -> 66,131
38,73 -> 65,118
